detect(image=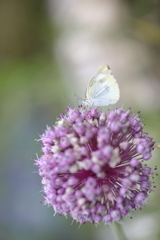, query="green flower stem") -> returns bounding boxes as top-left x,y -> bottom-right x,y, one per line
111,222 -> 128,240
